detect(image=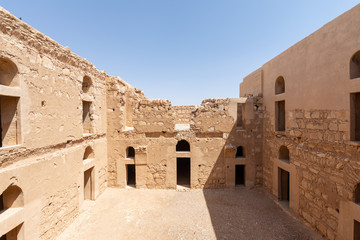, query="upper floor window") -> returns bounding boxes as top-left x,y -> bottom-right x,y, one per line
275,76 -> 285,95
176,140 -> 190,152
236,146 -> 245,158
82,76 -> 93,93
350,51 -> 360,79
0,185 -> 24,212
83,146 -> 94,160
126,146 -> 135,158
355,183 -> 360,203
0,58 -> 19,87
278,146 -> 289,162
